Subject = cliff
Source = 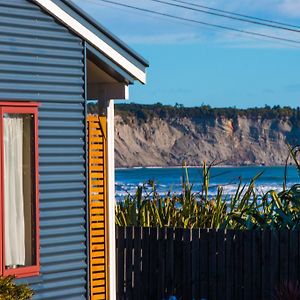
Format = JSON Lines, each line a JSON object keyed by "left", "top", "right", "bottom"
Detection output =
{"left": 91, "top": 103, "right": 300, "bottom": 167}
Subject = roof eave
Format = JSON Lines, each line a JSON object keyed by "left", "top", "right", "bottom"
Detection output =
{"left": 61, "top": 0, "right": 149, "bottom": 68}
{"left": 32, "top": 0, "right": 147, "bottom": 84}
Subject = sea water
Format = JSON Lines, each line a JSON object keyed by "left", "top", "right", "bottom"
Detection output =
{"left": 115, "top": 166, "right": 299, "bottom": 201}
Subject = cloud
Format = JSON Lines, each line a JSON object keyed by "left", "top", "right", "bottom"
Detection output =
{"left": 278, "top": 0, "right": 300, "bottom": 18}
{"left": 71, "top": 0, "right": 300, "bottom": 48}
{"left": 211, "top": 24, "right": 300, "bottom": 49}
{"left": 120, "top": 32, "right": 204, "bottom": 45}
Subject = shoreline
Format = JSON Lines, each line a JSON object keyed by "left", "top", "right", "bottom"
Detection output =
{"left": 116, "top": 164, "right": 289, "bottom": 170}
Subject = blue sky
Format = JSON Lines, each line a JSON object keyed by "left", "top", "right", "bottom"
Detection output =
{"left": 72, "top": 0, "right": 300, "bottom": 108}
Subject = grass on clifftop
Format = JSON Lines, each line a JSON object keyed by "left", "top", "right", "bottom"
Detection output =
{"left": 115, "top": 146, "right": 300, "bottom": 229}
{"left": 88, "top": 102, "right": 300, "bottom": 125}
{"left": 115, "top": 103, "right": 300, "bottom": 121}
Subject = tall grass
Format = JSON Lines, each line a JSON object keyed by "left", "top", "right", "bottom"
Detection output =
{"left": 115, "top": 146, "right": 300, "bottom": 229}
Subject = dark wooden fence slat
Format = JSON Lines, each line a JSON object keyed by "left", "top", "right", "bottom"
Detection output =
{"left": 148, "top": 227, "right": 158, "bottom": 299}
{"left": 117, "top": 226, "right": 125, "bottom": 300}
{"left": 240, "top": 231, "right": 245, "bottom": 300}
{"left": 166, "top": 227, "right": 174, "bottom": 296}
{"left": 280, "top": 229, "right": 289, "bottom": 284}
{"left": 298, "top": 231, "right": 300, "bottom": 283}
{"left": 200, "top": 229, "right": 209, "bottom": 300}
{"left": 125, "top": 227, "right": 133, "bottom": 299}
{"left": 157, "top": 228, "right": 165, "bottom": 300}
{"left": 175, "top": 228, "right": 184, "bottom": 298}
{"left": 116, "top": 227, "right": 300, "bottom": 300}
{"left": 233, "top": 230, "right": 238, "bottom": 300}
{"left": 234, "top": 231, "right": 243, "bottom": 300}
{"left": 182, "top": 229, "right": 192, "bottom": 300}
{"left": 262, "top": 230, "right": 271, "bottom": 300}
{"left": 270, "top": 230, "right": 280, "bottom": 299}
{"left": 298, "top": 231, "right": 300, "bottom": 286}
{"left": 252, "top": 230, "right": 262, "bottom": 300}
{"left": 226, "top": 230, "right": 234, "bottom": 300}
{"left": 141, "top": 227, "right": 150, "bottom": 300}
{"left": 133, "top": 227, "right": 142, "bottom": 300}
{"left": 243, "top": 231, "right": 253, "bottom": 300}
{"left": 216, "top": 229, "right": 226, "bottom": 300}
{"left": 208, "top": 229, "right": 217, "bottom": 300}
{"left": 191, "top": 228, "right": 200, "bottom": 300}
{"left": 289, "top": 230, "right": 299, "bottom": 283}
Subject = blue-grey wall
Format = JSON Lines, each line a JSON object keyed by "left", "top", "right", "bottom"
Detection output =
{"left": 0, "top": 0, "right": 87, "bottom": 299}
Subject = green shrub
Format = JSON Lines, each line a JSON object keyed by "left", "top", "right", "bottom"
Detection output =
{"left": 0, "top": 276, "right": 34, "bottom": 300}
{"left": 116, "top": 147, "right": 300, "bottom": 229}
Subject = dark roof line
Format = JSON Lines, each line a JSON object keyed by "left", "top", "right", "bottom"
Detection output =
{"left": 61, "top": 0, "right": 149, "bottom": 67}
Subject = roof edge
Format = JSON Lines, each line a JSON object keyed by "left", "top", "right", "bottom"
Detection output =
{"left": 61, "top": 0, "right": 149, "bottom": 68}
{"left": 33, "top": 0, "right": 147, "bottom": 84}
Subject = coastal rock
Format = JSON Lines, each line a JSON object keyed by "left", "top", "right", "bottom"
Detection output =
{"left": 115, "top": 113, "right": 300, "bottom": 168}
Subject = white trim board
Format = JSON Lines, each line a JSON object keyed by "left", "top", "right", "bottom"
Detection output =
{"left": 107, "top": 100, "right": 116, "bottom": 300}
{"left": 33, "top": 0, "right": 146, "bottom": 84}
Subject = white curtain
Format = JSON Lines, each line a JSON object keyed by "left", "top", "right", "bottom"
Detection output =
{"left": 4, "top": 115, "right": 25, "bottom": 267}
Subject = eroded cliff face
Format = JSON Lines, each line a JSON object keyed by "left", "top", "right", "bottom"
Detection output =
{"left": 115, "top": 114, "right": 300, "bottom": 167}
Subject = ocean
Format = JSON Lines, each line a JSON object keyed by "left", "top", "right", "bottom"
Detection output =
{"left": 115, "top": 166, "right": 299, "bottom": 200}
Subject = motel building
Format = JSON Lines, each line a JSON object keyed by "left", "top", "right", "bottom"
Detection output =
{"left": 0, "top": 0, "right": 148, "bottom": 299}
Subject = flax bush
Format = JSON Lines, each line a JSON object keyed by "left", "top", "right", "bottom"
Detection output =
{"left": 115, "top": 147, "right": 300, "bottom": 229}
{"left": 0, "top": 276, "right": 33, "bottom": 300}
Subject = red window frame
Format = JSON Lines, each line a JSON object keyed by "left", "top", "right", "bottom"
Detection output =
{"left": 0, "top": 102, "right": 40, "bottom": 278}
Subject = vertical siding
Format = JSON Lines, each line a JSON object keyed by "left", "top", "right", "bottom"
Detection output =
{"left": 0, "top": 0, "right": 87, "bottom": 299}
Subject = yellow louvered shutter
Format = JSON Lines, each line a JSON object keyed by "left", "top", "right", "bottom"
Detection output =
{"left": 88, "top": 115, "right": 108, "bottom": 300}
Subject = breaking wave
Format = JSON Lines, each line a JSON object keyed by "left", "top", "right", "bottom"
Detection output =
{"left": 115, "top": 166, "right": 299, "bottom": 201}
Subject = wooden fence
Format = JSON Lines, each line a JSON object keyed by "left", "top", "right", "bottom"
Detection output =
{"left": 116, "top": 227, "right": 300, "bottom": 300}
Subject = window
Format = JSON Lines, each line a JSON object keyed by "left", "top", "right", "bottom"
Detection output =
{"left": 0, "top": 102, "right": 40, "bottom": 278}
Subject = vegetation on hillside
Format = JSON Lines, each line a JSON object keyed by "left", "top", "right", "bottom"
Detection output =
{"left": 106, "top": 103, "right": 300, "bottom": 125}
{"left": 115, "top": 146, "right": 300, "bottom": 229}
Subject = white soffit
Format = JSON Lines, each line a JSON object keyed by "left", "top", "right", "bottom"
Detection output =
{"left": 33, "top": 0, "right": 146, "bottom": 84}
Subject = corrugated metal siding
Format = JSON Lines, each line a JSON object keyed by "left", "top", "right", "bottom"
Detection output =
{"left": 0, "top": 0, "right": 87, "bottom": 299}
